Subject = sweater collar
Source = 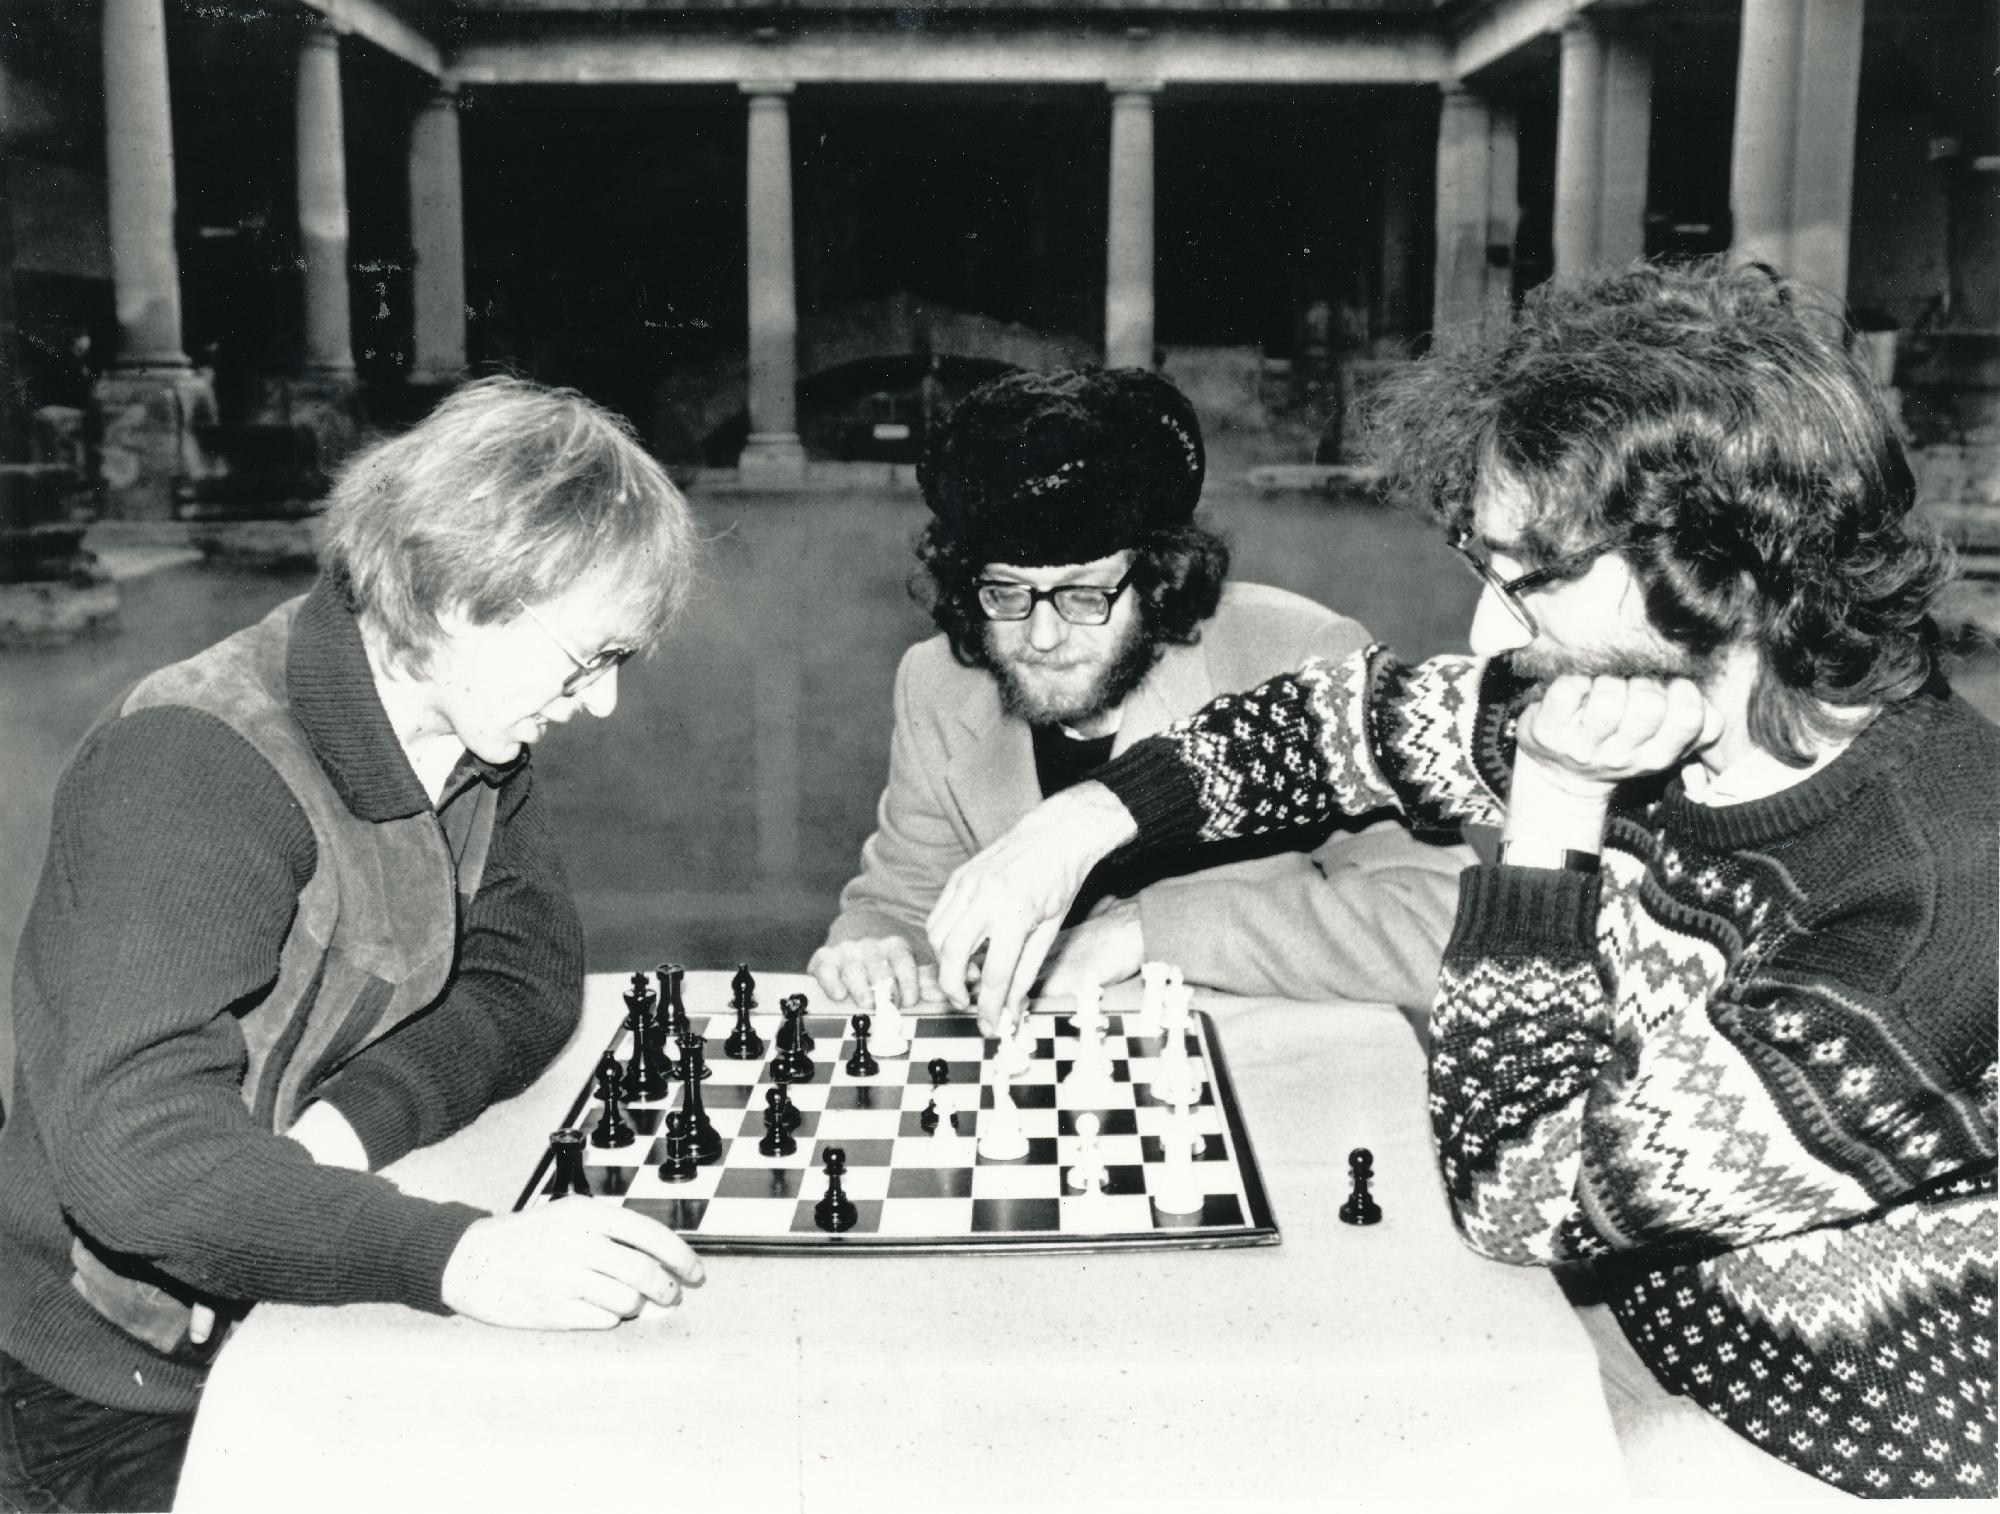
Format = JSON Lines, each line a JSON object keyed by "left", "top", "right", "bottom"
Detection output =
{"left": 287, "top": 574, "right": 523, "bottom": 821}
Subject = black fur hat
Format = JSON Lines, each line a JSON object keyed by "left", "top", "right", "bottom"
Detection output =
{"left": 918, "top": 367, "right": 1205, "bottom": 566}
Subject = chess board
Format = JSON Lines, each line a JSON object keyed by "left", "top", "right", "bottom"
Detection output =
{"left": 513, "top": 970, "right": 1279, "bottom": 1254}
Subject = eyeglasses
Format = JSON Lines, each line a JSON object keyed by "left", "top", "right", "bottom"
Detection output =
{"left": 515, "top": 601, "right": 634, "bottom": 699}
{"left": 973, "top": 566, "right": 1138, "bottom": 627}
{"left": 1446, "top": 528, "right": 1619, "bottom": 636}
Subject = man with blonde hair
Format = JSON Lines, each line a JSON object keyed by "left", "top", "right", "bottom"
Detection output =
{"left": 0, "top": 379, "right": 707, "bottom": 1513}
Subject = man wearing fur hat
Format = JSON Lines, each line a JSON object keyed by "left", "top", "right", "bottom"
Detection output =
{"left": 809, "top": 367, "right": 1470, "bottom": 1012}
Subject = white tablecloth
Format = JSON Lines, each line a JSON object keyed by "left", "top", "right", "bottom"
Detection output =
{"left": 174, "top": 973, "right": 1623, "bottom": 1511}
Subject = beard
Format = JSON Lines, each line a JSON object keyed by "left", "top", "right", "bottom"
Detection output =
{"left": 978, "top": 617, "right": 1165, "bottom": 726}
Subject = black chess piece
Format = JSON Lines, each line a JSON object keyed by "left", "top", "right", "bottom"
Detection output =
{"left": 766, "top": 1084, "right": 802, "bottom": 1133}
{"left": 775, "top": 993, "right": 816, "bottom": 1054}
{"left": 845, "top": 1014, "right": 880, "bottom": 1078}
{"left": 622, "top": 988, "right": 665, "bottom": 1101}
{"left": 757, "top": 1101, "right": 797, "bottom": 1158}
{"left": 919, "top": 1098, "right": 940, "bottom": 1135}
{"left": 548, "top": 1128, "right": 592, "bottom": 1199}
{"left": 927, "top": 1057, "right": 951, "bottom": 1090}
{"left": 1339, "top": 1147, "right": 1382, "bottom": 1226}
{"left": 589, "top": 1054, "right": 635, "bottom": 1149}
{"left": 656, "top": 963, "right": 689, "bottom": 1042}
{"left": 731, "top": 963, "right": 756, "bottom": 1012}
{"left": 724, "top": 994, "right": 765, "bottom": 1061}
{"left": 658, "top": 1109, "right": 699, "bottom": 1183}
{"left": 678, "top": 1033, "right": 724, "bottom": 1164}
{"left": 813, "top": 1146, "right": 858, "bottom": 1233}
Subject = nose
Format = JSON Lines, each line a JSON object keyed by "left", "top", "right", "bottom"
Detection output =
{"left": 1025, "top": 599, "right": 1067, "bottom": 653}
{"left": 1468, "top": 585, "right": 1533, "bottom": 658}
{"left": 578, "top": 665, "right": 620, "bottom": 719}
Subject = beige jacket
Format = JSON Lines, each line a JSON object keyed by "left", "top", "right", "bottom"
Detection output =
{"left": 824, "top": 583, "right": 1474, "bottom": 1008}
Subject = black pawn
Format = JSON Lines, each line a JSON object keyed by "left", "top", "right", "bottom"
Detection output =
{"left": 927, "top": 1057, "right": 951, "bottom": 1090}
{"left": 1339, "top": 1147, "right": 1382, "bottom": 1226}
{"left": 758, "top": 1102, "right": 797, "bottom": 1158}
{"left": 814, "top": 1146, "right": 858, "bottom": 1233}
{"left": 678, "top": 1033, "right": 724, "bottom": 1164}
{"left": 731, "top": 963, "right": 757, "bottom": 1011}
{"left": 725, "top": 996, "right": 765, "bottom": 1060}
{"left": 845, "top": 1014, "right": 879, "bottom": 1078}
{"left": 548, "top": 1128, "right": 591, "bottom": 1199}
{"left": 590, "top": 1055, "right": 635, "bottom": 1149}
{"left": 776, "top": 993, "right": 816, "bottom": 1054}
{"left": 766, "top": 1084, "right": 802, "bottom": 1133}
{"left": 919, "top": 1098, "right": 940, "bottom": 1135}
{"left": 658, "top": 1109, "right": 699, "bottom": 1183}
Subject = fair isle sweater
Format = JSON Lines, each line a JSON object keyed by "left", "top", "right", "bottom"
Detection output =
{"left": 1096, "top": 648, "right": 1997, "bottom": 1498}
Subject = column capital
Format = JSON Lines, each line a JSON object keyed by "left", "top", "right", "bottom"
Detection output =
{"left": 738, "top": 80, "right": 797, "bottom": 99}
{"left": 420, "top": 82, "right": 461, "bottom": 106}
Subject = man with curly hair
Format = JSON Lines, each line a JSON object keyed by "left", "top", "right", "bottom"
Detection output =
{"left": 810, "top": 366, "right": 1471, "bottom": 1013}
{"left": 925, "top": 266, "right": 1996, "bottom": 1499}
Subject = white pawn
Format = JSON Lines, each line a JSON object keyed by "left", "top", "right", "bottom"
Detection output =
{"left": 977, "top": 1081, "right": 1030, "bottom": 1162}
{"left": 1151, "top": 1099, "right": 1205, "bottom": 1216}
{"left": 1066, "top": 1111, "right": 1109, "bottom": 1193}
{"left": 869, "top": 979, "right": 910, "bottom": 1057}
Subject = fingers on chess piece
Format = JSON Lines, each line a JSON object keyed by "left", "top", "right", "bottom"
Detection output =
{"left": 590, "top": 1054, "right": 635, "bottom": 1149}
{"left": 814, "top": 1146, "right": 859, "bottom": 1233}
{"left": 549, "top": 1127, "right": 592, "bottom": 1199}
{"left": 1339, "top": 1147, "right": 1382, "bottom": 1226}
{"left": 845, "top": 1013, "right": 880, "bottom": 1078}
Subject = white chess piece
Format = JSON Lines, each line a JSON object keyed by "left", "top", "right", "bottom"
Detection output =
{"left": 994, "top": 1006, "right": 1035, "bottom": 1079}
{"left": 1134, "top": 961, "right": 1181, "bottom": 1039}
{"left": 1148, "top": 1004, "right": 1202, "bottom": 1107}
{"left": 1151, "top": 1099, "right": 1205, "bottom": 1216}
{"left": 870, "top": 979, "right": 910, "bottom": 1057}
{"left": 977, "top": 1080, "right": 1030, "bottom": 1162}
{"left": 1061, "top": 1009, "right": 1119, "bottom": 1109}
{"left": 1066, "top": 1110, "right": 1109, "bottom": 1192}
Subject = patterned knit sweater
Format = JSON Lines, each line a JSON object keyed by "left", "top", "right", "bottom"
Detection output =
{"left": 1096, "top": 648, "right": 1997, "bottom": 1498}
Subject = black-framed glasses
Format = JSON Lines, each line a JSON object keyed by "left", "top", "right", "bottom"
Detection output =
{"left": 516, "top": 601, "right": 634, "bottom": 699}
{"left": 1446, "top": 528, "right": 1618, "bottom": 636}
{"left": 973, "top": 566, "right": 1138, "bottom": 627}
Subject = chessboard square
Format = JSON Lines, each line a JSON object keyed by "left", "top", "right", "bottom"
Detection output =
{"left": 707, "top": 1058, "right": 767, "bottom": 1083}
{"left": 911, "top": 1016, "right": 975, "bottom": 1038}
{"left": 813, "top": 1109, "right": 904, "bottom": 1142}
{"left": 1009, "top": 1060, "right": 1062, "bottom": 1087}
{"left": 971, "top": 1162, "right": 1060, "bottom": 1199}
{"left": 970, "top": 1197, "right": 1060, "bottom": 1234}
{"left": 583, "top": 1132, "right": 650, "bottom": 1168}
{"left": 805, "top": 1139, "right": 896, "bottom": 1175}
{"left": 890, "top": 1134, "right": 979, "bottom": 1167}
{"left": 698, "top": 1195, "right": 814, "bottom": 1236}
{"left": 728, "top": 1134, "right": 813, "bottom": 1167}
{"left": 1054, "top": 1060, "right": 1130, "bottom": 1086}
{"left": 624, "top": 1196, "right": 709, "bottom": 1232}
{"left": 975, "top": 1083, "right": 1057, "bottom": 1111}
{"left": 789, "top": 1198, "right": 884, "bottom": 1235}
{"left": 1150, "top": 1193, "right": 1246, "bottom": 1230}
{"left": 824, "top": 1084, "right": 905, "bottom": 1112}
{"left": 804, "top": 1015, "right": 848, "bottom": 1041}
{"left": 907, "top": 1058, "right": 982, "bottom": 1088}
{"left": 1061, "top": 1135, "right": 1146, "bottom": 1170}
{"left": 874, "top": 1197, "right": 975, "bottom": 1237}
{"left": 700, "top": 1084, "right": 755, "bottom": 1111}
{"left": 713, "top": 1166, "right": 805, "bottom": 1201}
{"left": 1060, "top": 1193, "right": 1153, "bottom": 1233}
{"left": 1138, "top": 1132, "right": 1229, "bottom": 1164}
{"left": 1098, "top": 1163, "right": 1149, "bottom": 1197}
{"left": 624, "top": 1162, "right": 725, "bottom": 1202}
{"left": 885, "top": 1167, "right": 974, "bottom": 1200}
{"left": 777, "top": 1081, "right": 834, "bottom": 1112}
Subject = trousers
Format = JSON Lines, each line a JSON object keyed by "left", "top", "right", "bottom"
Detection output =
{"left": 0, "top": 1351, "right": 194, "bottom": 1514}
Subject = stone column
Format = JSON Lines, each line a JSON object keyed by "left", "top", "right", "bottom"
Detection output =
{"left": 1551, "top": 20, "right": 1606, "bottom": 283}
{"left": 408, "top": 87, "right": 467, "bottom": 386}
{"left": 1433, "top": 88, "right": 1521, "bottom": 346}
{"left": 1104, "top": 82, "right": 1160, "bottom": 371}
{"left": 737, "top": 83, "right": 806, "bottom": 483}
{"left": 93, "top": 0, "right": 215, "bottom": 519}
{"left": 291, "top": 20, "right": 360, "bottom": 469}
{"left": 1553, "top": 19, "right": 1653, "bottom": 281}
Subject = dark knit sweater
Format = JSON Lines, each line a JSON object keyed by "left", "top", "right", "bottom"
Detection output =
{"left": 0, "top": 576, "right": 584, "bottom": 1414}
{"left": 1097, "top": 648, "right": 1998, "bottom": 1498}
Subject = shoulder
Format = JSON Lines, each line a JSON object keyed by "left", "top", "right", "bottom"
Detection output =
{"left": 1200, "top": 583, "right": 1372, "bottom": 680}
{"left": 896, "top": 634, "right": 993, "bottom": 709}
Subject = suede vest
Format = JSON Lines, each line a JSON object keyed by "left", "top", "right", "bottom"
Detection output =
{"left": 68, "top": 595, "right": 499, "bottom": 1354}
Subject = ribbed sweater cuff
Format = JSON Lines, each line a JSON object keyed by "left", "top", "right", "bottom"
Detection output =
{"left": 333, "top": 1189, "right": 486, "bottom": 1314}
{"left": 1448, "top": 863, "right": 1601, "bottom": 963}
{"left": 1096, "top": 738, "right": 1207, "bottom": 851}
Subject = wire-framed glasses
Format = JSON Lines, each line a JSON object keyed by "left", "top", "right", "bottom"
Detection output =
{"left": 1446, "top": 528, "right": 1618, "bottom": 636}
{"left": 516, "top": 601, "right": 634, "bottom": 699}
{"left": 973, "top": 566, "right": 1138, "bottom": 626}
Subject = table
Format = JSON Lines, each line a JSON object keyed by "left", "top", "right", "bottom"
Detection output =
{"left": 174, "top": 972, "right": 1625, "bottom": 1511}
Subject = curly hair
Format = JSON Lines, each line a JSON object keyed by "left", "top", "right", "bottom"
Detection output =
{"left": 1368, "top": 258, "right": 1953, "bottom": 764}
{"left": 912, "top": 518, "right": 1231, "bottom": 669}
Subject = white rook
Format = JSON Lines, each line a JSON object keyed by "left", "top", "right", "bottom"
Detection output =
{"left": 1105, "top": 82, "right": 1160, "bottom": 371}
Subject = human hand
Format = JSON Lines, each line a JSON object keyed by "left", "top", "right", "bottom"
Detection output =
{"left": 1038, "top": 903, "right": 1145, "bottom": 1002}
{"left": 440, "top": 1203, "right": 706, "bottom": 1330}
{"left": 287, "top": 1100, "right": 369, "bottom": 1171}
{"left": 807, "top": 936, "right": 942, "bottom": 1010}
{"left": 927, "top": 782, "right": 1138, "bottom": 1034}
{"left": 1509, "top": 675, "right": 1723, "bottom": 848}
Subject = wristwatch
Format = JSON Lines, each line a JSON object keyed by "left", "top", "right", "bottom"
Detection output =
{"left": 1497, "top": 838, "right": 1601, "bottom": 874}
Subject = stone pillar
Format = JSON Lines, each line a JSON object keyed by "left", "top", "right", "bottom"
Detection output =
{"left": 737, "top": 83, "right": 806, "bottom": 483}
{"left": 94, "top": 0, "right": 214, "bottom": 519}
{"left": 1104, "top": 82, "right": 1160, "bottom": 371}
{"left": 1376, "top": 101, "right": 1428, "bottom": 345}
{"left": 1433, "top": 86, "right": 1520, "bottom": 345}
{"left": 1552, "top": 20, "right": 1652, "bottom": 281}
{"left": 291, "top": 20, "right": 360, "bottom": 471}
{"left": 1730, "top": 0, "right": 1864, "bottom": 301}
{"left": 408, "top": 86, "right": 467, "bottom": 386}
